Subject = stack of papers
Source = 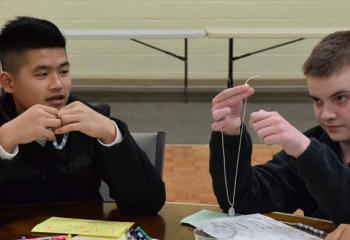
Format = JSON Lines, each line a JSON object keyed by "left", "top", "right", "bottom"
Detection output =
{"left": 32, "top": 217, "right": 134, "bottom": 240}
{"left": 181, "top": 210, "right": 322, "bottom": 240}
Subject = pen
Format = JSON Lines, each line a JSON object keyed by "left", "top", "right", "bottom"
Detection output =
{"left": 19, "top": 235, "right": 67, "bottom": 240}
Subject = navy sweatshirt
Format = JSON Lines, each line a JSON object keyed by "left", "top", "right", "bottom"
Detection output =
{"left": 210, "top": 126, "right": 350, "bottom": 224}
{"left": 0, "top": 94, "right": 165, "bottom": 215}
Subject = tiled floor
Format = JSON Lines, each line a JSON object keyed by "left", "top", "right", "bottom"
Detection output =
{"left": 163, "top": 144, "right": 282, "bottom": 204}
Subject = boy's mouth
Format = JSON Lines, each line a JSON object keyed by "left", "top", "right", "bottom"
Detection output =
{"left": 46, "top": 95, "right": 66, "bottom": 107}
{"left": 324, "top": 124, "right": 342, "bottom": 133}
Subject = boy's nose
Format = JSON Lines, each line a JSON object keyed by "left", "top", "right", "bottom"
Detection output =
{"left": 49, "top": 73, "right": 63, "bottom": 89}
{"left": 320, "top": 106, "right": 336, "bottom": 120}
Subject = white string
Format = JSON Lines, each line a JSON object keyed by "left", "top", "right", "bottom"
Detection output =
{"left": 221, "top": 75, "right": 260, "bottom": 215}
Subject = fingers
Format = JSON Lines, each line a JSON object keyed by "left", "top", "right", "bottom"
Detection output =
{"left": 58, "top": 101, "right": 80, "bottom": 111}
{"left": 58, "top": 101, "right": 88, "bottom": 113}
{"left": 255, "top": 126, "right": 276, "bottom": 143}
{"left": 211, "top": 122, "right": 223, "bottom": 132}
{"left": 212, "top": 84, "right": 252, "bottom": 103}
{"left": 40, "top": 105, "right": 59, "bottom": 116}
{"left": 57, "top": 107, "right": 81, "bottom": 119}
{"left": 325, "top": 228, "right": 341, "bottom": 240}
{"left": 249, "top": 110, "right": 282, "bottom": 144}
{"left": 212, "top": 107, "right": 232, "bottom": 121}
{"left": 39, "top": 128, "right": 56, "bottom": 141}
{"left": 44, "top": 118, "right": 62, "bottom": 129}
{"left": 249, "top": 110, "right": 275, "bottom": 130}
{"left": 55, "top": 122, "right": 81, "bottom": 134}
{"left": 249, "top": 110, "right": 271, "bottom": 126}
{"left": 325, "top": 224, "right": 349, "bottom": 240}
{"left": 211, "top": 85, "right": 254, "bottom": 135}
{"left": 56, "top": 114, "right": 82, "bottom": 134}
{"left": 212, "top": 85, "right": 255, "bottom": 111}
{"left": 339, "top": 225, "right": 350, "bottom": 240}
{"left": 28, "top": 104, "right": 59, "bottom": 119}
{"left": 60, "top": 114, "right": 79, "bottom": 126}
{"left": 211, "top": 117, "right": 241, "bottom": 134}
{"left": 57, "top": 101, "right": 90, "bottom": 122}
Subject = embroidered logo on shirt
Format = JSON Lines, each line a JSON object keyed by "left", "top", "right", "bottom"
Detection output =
{"left": 69, "top": 155, "right": 91, "bottom": 169}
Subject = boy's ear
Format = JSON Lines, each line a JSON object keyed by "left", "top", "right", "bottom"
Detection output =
{"left": 0, "top": 71, "right": 15, "bottom": 93}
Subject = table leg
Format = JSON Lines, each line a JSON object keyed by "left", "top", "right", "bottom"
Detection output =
{"left": 184, "top": 38, "right": 188, "bottom": 103}
{"left": 228, "top": 38, "right": 234, "bottom": 88}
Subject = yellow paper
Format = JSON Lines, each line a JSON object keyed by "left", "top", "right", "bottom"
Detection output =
{"left": 32, "top": 217, "right": 133, "bottom": 237}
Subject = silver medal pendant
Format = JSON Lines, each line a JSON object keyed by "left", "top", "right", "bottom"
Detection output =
{"left": 228, "top": 207, "right": 235, "bottom": 216}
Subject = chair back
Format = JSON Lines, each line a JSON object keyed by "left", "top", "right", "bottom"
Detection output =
{"left": 100, "top": 131, "right": 166, "bottom": 201}
{"left": 131, "top": 132, "right": 166, "bottom": 177}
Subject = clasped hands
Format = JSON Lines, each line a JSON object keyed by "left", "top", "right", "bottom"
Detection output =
{"left": 211, "top": 84, "right": 310, "bottom": 158}
{"left": 0, "top": 101, "right": 116, "bottom": 153}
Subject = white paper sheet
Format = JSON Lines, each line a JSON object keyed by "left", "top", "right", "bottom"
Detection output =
{"left": 188, "top": 213, "right": 321, "bottom": 240}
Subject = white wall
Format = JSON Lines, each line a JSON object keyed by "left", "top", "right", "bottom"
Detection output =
{"left": 1, "top": 0, "right": 350, "bottom": 81}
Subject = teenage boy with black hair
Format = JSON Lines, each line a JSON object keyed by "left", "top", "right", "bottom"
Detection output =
{"left": 210, "top": 31, "right": 350, "bottom": 224}
{"left": 0, "top": 16, "right": 165, "bottom": 215}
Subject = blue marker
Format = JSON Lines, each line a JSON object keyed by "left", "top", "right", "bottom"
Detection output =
{"left": 134, "top": 226, "right": 151, "bottom": 240}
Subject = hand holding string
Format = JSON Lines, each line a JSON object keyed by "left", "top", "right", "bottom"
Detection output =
{"left": 214, "top": 75, "right": 260, "bottom": 216}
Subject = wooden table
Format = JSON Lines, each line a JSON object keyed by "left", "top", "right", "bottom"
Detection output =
{"left": 0, "top": 202, "right": 336, "bottom": 240}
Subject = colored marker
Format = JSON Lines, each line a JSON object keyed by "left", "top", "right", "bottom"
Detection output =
{"left": 135, "top": 226, "right": 151, "bottom": 240}
{"left": 18, "top": 235, "right": 67, "bottom": 240}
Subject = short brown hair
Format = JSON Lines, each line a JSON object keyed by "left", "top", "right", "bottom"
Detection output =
{"left": 303, "top": 31, "right": 350, "bottom": 78}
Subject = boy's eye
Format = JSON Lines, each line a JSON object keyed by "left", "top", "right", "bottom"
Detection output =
{"left": 311, "top": 97, "right": 321, "bottom": 105}
{"left": 335, "top": 95, "right": 348, "bottom": 103}
{"left": 35, "top": 72, "right": 48, "bottom": 77}
{"left": 60, "top": 67, "right": 69, "bottom": 76}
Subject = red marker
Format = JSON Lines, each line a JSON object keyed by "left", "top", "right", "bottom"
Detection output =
{"left": 19, "top": 235, "right": 67, "bottom": 240}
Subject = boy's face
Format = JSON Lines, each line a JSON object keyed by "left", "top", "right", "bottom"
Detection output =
{"left": 6, "top": 48, "right": 71, "bottom": 114}
{"left": 308, "top": 66, "right": 350, "bottom": 143}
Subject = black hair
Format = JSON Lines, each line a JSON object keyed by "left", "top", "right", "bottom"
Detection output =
{"left": 0, "top": 16, "right": 66, "bottom": 73}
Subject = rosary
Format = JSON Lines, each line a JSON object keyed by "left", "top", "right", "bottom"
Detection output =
{"left": 52, "top": 133, "right": 69, "bottom": 150}
{"left": 221, "top": 75, "right": 260, "bottom": 216}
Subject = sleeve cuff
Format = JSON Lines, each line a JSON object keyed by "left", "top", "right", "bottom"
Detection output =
{"left": 0, "top": 144, "right": 19, "bottom": 160}
{"left": 98, "top": 121, "right": 123, "bottom": 147}
{"left": 291, "top": 138, "right": 321, "bottom": 171}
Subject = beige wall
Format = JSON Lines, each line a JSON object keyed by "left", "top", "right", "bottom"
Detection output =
{"left": 1, "top": 0, "right": 350, "bottom": 81}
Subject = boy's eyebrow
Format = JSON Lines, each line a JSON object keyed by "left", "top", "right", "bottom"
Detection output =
{"left": 60, "top": 61, "right": 70, "bottom": 68}
{"left": 309, "top": 90, "right": 350, "bottom": 100}
{"left": 308, "top": 94, "right": 318, "bottom": 100}
{"left": 33, "top": 61, "right": 70, "bottom": 71}
{"left": 329, "top": 90, "right": 350, "bottom": 98}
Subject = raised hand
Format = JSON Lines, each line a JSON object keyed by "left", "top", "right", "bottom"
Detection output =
{"left": 0, "top": 104, "right": 61, "bottom": 152}
{"left": 249, "top": 110, "right": 310, "bottom": 157}
{"left": 55, "top": 101, "right": 116, "bottom": 144}
{"left": 211, "top": 84, "right": 255, "bottom": 135}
